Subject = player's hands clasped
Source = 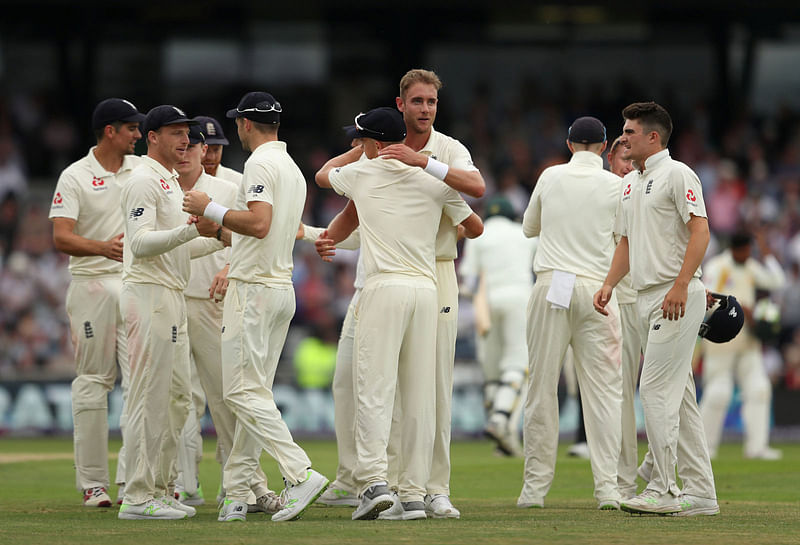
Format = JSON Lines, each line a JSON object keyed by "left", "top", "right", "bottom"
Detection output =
{"left": 315, "top": 229, "right": 337, "bottom": 262}
{"left": 593, "top": 284, "right": 614, "bottom": 316}
{"left": 182, "top": 190, "right": 212, "bottom": 216}
{"left": 377, "top": 144, "right": 427, "bottom": 168}
{"left": 662, "top": 281, "right": 688, "bottom": 320}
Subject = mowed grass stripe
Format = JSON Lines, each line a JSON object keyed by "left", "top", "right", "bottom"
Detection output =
{"left": 0, "top": 438, "right": 798, "bottom": 545}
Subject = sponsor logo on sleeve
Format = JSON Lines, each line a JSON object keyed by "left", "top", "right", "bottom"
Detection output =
{"left": 686, "top": 189, "right": 697, "bottom": 203}
{"left": 52, "top": 192, "right": 64, "bottom": 206}
{"left": 248, "top": 184, "right": 264, "bottom": 194}
{"left": 129, "top": 207, "right": 144, "bottom": 219}
{"left": 160, "top": 179, "right": 171, "bottom": 191}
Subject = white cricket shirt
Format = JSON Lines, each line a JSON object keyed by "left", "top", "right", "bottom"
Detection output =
{"left": 616, "top": 149, "right": 707, "bottom": 291}
{"left": 329, "top": 157, "right": 472, "bottom": 282}
{"left": 184, "top": 172, "right": 238, "bottom": 299}
{"left": 227, "top": 141, "right": 306, "bottom": 287}
{"left": 120, "top": 155, "right": 200, "bottom": 290}
{"left": 215, "top": 164, "right": 243, "bottom": 185}
{"left": 523, "top": 151, "right": 621, "bottom": 281}
{"left": 417, "top": 128, "right": 480, "bottom": 260}
{"left": 459, "top": 216, "right": 537, "bottom": 300}
{"left": 48, "top": 148, "right": 140, "bottom": 276}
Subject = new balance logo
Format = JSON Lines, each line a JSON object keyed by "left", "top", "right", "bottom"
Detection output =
{"left": 248, "top": 184, "right": 265, "bottom": 194}
{"left": 234, "top": 505, "right": 244, "bottom": 512}
{"left": 84, "top": 321, "right": 94, "bottom": 339}
{"left": 653, "top": 323, "right": 661, "bottom": 331}
{"left": 440, "top": 306, "right": 451, "bottom": 314}
{"left": 172, "top": 325, "right": 177, "bottom": 343}
{"left": 129, "top": 207, "right": 144, "bottom": 219}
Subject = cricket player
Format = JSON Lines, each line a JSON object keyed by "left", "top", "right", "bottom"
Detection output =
{"left": 182, "top": 91, "right": 329, "bottom": 523}
{"left": 117, "top": 105, "right": 223, "bottom": 520}
{"left": 377, "top": 68, "right": 485, "bottom": 520}
{"left": 459, "top": 195, "right": 537, "bottom": 457}
{"left": 594, "top": 101, "right": 719, "bottom": 516}
{"left": 700, "top": 230, "right": 785, "bottom": 460}
{"left": 315, "top": 106, "right": 483, "bottom": 521}
{"left": 518, "top": 116, "right": 624, "bottom": 511}
{"left": 49, "top": 98, "right": 144, "bottom": 508}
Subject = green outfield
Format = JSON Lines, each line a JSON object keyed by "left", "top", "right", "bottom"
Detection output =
{"left": 1, "top": 437, "right": 798, "bottom": 545}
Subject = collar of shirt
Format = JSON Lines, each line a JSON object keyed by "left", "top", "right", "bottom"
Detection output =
{"left": 142, "top": 155, "right": 179, "bottom": 182}
{"left": 252, "top": 140, "right": 287, "bottom": 156}
{"left": 418, "top": 127, "right": 439, "bottom": 157}
{"left": 87, "top": 146, "right": 140, "bottom": 178}
{"left": 639, "top": 148, "right": 670, "bottom": 174}
{"left": 569, "top": 150, "right": 604, "bottom": 168}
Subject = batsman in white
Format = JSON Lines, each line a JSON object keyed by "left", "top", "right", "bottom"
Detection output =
{"left": 700, "top": 230, "right": 785, "bottom": 460}
{"left": 458, "top": 195, "right": 537, "bottom": 458}
{"left": 183, "top": 91, "right": 329, "bottom": 523}
{"left": 316, "top": 106, "right": 482, "bottom": 521}
{"left": 518, "top": 116, "right": 624, "bottom": 511}
{"left": 117, "top": 105, "right": 225, "bottom": 520}
{"left": 594, "top": 101, "right": 719, "bottom": 516}
{"left": 49, "top": 98, "right": 144, "bottom": 508}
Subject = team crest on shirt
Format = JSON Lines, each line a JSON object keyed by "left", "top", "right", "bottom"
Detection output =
{"left": 91, "top": 176, "right": 107, "bottom": 191}
{"left": 645, "top": 180, "right": 654, "bottom": 194}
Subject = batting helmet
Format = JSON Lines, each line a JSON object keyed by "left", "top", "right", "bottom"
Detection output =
{"left": 699, "top": 293, "right": 745, "bottom": 343}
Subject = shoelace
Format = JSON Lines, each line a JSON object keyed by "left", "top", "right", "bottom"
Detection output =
{"left": 277, "top": 478, "right": 291, "bottom": 509}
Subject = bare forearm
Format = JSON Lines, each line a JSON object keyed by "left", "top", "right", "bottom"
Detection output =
{"left": 316, "top": 147, "right": 363, "bottom": 188}
{"left": 676, "top": 228, "right": 709, "bottom": 287}
{"left": 604, "top": 237, "right": 630, "bottom": 288}
{"left": 326, "top": 202, "right": 359, "bottom": 244}
{"left": 443, "top": 169, "right": 485, "bottom": 198}
{"left": 222, "top": 209, "right": 269, "bottom": 239}
{"left": 54, "top": 232, "right": 109, "bottom": 257}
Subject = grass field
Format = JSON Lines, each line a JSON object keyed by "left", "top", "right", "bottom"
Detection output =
{"left": 1, "top": 437, "right": 798, "bottom": 545}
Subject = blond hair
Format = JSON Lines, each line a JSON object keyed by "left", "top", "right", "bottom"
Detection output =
{"left": 399, "top": 69, "right": 442, "bottom": 99}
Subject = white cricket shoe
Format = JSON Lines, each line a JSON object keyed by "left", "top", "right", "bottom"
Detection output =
{"left": 485, "top": 413, "right": 522, "bottom": 457}
{"left": 673, "top": 494, "right": 720, "bottom": 517}
{"left": 118, "top": 498, "right": 187, "bottom": 520}
{"left": 598, "top": 499, "right": 620, "bottom": 510}
{"left": 377, "top": 498, "right": 426, "bottom": 521}
{"left": 317, "top": 486, "right": 360, "bottom": 507}
{"left": 745, "top": 447, "right": 783, "bottom": 461}
{"left": 218, "top": 499, "right": 247, "bottom": 522}
{"left": 354, "top": 483, "right": 395, "bottom": 520}
{"left": 249, "top": 491, "right": 285, "bottom": 514}
{"left": 621, "top": 489, "right": 681, "bottom": 515}
{"left": 271, "top": 469, "right": 329, "bottom": 522}
{"left": 158, "top": 495, "right": 196, "bottom": 517}
{"left": 424, "top": 494, "right": 461, "bottom": 519}
{"left": 83, "top": 487, "right": 112, "bottom": 508}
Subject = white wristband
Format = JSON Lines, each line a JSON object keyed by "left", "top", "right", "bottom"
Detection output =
{"left": 204, "top": 201, "right": 229, "bottom": 225}
{"left": 424, "top": 157, "right": 449, "bottom": 181}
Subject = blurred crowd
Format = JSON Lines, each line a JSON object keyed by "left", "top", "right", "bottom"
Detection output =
{"left": 1, "top": 87, "right": 800, "bottom": 393}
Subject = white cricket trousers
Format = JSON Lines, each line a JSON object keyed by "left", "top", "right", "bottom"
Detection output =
{"left": 221, "top": 280, "right": 311, "bottom": 501}
{"left": 353, "top": 274, "right": 437, "bottom": 503}
{"left": 67, "top": 274, "right": 129, "bottom": 492}
{"left": 636, "top": 279, "right": 716, "bottom": 499}
{"left": 618, "top": 302, "right": 642, "bottom": 498}
{"left": 700, "top": 346, "right": 772, "bottom": 457}
{"left": 329, "top": 292, "right": 360, "bottom": 494}
{"left": 519, "top": 273, "right": 623, "bottom": 504}
{"left": 120, "top": 283, "right": 192, "bottom": 505}
{"left": 180, "top": 297, "right": 271, "bottom": 497}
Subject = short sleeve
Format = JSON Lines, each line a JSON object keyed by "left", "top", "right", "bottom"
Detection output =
{"left": 49, "top": 171, "right": 80, "bottom": 220}
{"left": 328, "top": 164, "right": 356, "bottom": 199}
{"left": 672, "top": 166, "right": 707, "bottom": 224}
{"left": 243, "top": 162, "right": 276, "bottom": 205}
{"left": 441, "top": 186, "right": 472, "bottom": 226}
{"left": 444, "top": 139, "right": 479, "bottom": 172}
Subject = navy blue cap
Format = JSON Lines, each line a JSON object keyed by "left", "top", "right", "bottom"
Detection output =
{"left": 188, "top": 124, "right": 205, "bottom": 145}
{"left": 193, "top": 116, "right": 229, "bottom": 145}
{"left": 226, "top": 92, "right": 281, "bottom": 124}
{"left": 91, "top": 98, "right": 145, "bottom": 129}
{"left": 342, "top": 125, "right": 359, "bottom": 140}
{"left": 351, "top": 107, "right": 406, "bottom": 142}
{"left": 568, "top": 116, "right": 607, "bottom": 144}
{"left": 142, "top": 105, "right": 198, "bottom": 135}
{"left": 699, "top": 294, "right": 745, "bottom": 343}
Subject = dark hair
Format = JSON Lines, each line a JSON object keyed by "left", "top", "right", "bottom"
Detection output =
{"left": 93, "top": 120, "right": 125, "bottom": 142}
{"left": 622, "top": 102, "right": 673, "bottom": 147}
{"left": 730, "top": 231, "right": 752, "bottom": 249}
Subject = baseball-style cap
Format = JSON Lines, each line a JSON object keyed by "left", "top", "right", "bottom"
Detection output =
{"left": 351, "top": 107, "right": 406, "bottom": 142}
{"left": 342, "top": 125, "right": 359, "bottom": 140}
{"left": 484, "top": 195, "right": 516, "bottom": 221}
{"left": 699, "top": 294, "right": 745, "bottom": 343}
{"left": 226, "top": 92, "right": 281, "bottom": 124}
{"left": 568, "top": 116, "right": 607, "bottom": 144}
{"left": 141, "top": 105, "right": 197, "bottom": 135}
{"left": 91, "top": 98, "right": 146, "bottom": 129}
{"left": 188, "top": 123, "right": 206, "bottom": 145}
{"left": 194, "top": 116, "right": 229, "bottom": 145}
